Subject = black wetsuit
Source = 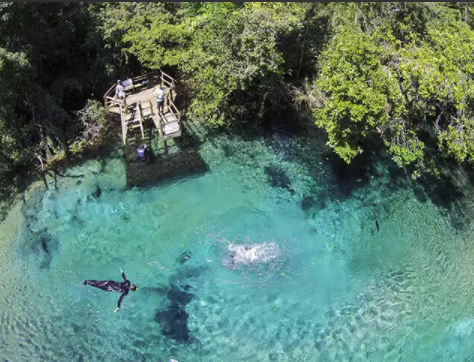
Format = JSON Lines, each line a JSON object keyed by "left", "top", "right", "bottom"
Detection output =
{"left": 83, "top": 271, "right": 131, "bottom": 309}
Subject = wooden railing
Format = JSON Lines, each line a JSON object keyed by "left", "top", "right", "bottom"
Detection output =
{"left": 160, "top": 70, "right": 177, "bottom": 105}
{"left": 137, "top": 102, "right": 145, "bottom": 139}
{"left": 104, "top": 70, "right": 181, "bottom": 112}
{"left": 103, "top": 83, "right": 117, "bottom": 113}
{"left": 120, "top": 103, "right": 126, "bottom": 145}
{"left": 169, "top": 99, "right": 181, "bottom": 124}
{"left": 103, "top": 71, "right": 159, "bottom": 112}
{"left": 105, "top": 96, "right": 128, "bottom": 114}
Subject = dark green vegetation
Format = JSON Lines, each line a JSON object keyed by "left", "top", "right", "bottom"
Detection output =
{"left": 1, "top": 2, "right": 474, "bottom": 204}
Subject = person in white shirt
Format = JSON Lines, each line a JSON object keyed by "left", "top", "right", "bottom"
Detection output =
{"left": 115, "top": 80, "right": 125, "bottom": 100}
{"left": 156, "top": 85, "right": 167, "bottom": 115}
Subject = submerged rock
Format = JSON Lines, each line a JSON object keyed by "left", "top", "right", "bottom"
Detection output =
{"left": 264, "top": 166, "right": 294, "bottom": 193}
{"left": 154, "top": 264, "right": 204, "bottom": 344}
{"left": 301, "top": 196, "right": 315, "bottom": 211}
{"left": 178, "top": 250, "right": 192, "bottom": 264}
{"left": 91, "top": 187, "right": 102, "bottom": 199}
{"left": 22, "top": 227, "right": 57, "bottom": 269}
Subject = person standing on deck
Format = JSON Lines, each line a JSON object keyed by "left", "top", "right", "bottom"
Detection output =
{"left": 115, "top": 80, "right": 125, "bottom": 100}
{"left": 156, "top": 85, "right": 167, "bottom": 115}
{"left": 83, "top": 267, "right": 137, "bottom": 313}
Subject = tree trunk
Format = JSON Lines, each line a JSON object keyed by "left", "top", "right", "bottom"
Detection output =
{"left": 354, "top": 3, "right": 359, "bottom": 26}
{"left": 297, "top": 11, "right": 311, "bottom": 78}
{"left": 465, "top": 2, "right": 469, "bottom": 23}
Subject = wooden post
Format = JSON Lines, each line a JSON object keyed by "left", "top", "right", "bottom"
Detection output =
{"left": 157, "top": 114, "right": 164, "bottom": 139}
{"left": 137, "top": 102, "right": 145, "bottom": 139}
{"left": 104, "top": 95, "right": 109, "bottom": 113}
{"left": 120, "top": 104, "right": 126, "bottom": 145}
{"left": 149, "top": 100, "right": 154, "bottom": 115}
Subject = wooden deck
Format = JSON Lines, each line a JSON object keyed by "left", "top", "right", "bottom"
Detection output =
{"left": 103, "top": 70, "right": 182, "bottom": 146}
{"left": 102, "top": 70, "right": 198, "bottom": 188}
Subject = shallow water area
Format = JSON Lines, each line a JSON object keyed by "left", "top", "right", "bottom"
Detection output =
{"left": 2, "top": 130, "right": 474, "bottom": 361}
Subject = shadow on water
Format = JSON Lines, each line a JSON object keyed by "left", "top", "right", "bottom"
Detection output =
{"left": 154, "top": 250, "right": 204, "bottom": 344}
{"left": 126, "top": 149, "right": 209, "bottom": 188}
{"left": 124, "top": 116, "right": 210, "bottom": 188}
{"left": 416, "top": 173, "right": 464, "bottom": 207}
{"left": 415, "top": 167, "right": 472, "bottom": 231}
{"left": 154, "top": 283, "right": 195, "bottom": 343}
{"left": 260, "top": 114, "right": 412, "bottom": 202}
{"left": 254, "top": 113, "right": 474, "bottom": 231}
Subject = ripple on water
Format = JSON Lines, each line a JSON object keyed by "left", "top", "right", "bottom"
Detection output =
{"left": 2, "top": 134, "right": 474, "bottom": 361}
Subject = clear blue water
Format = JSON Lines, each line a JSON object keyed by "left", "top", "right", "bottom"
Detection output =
{"left": 2, "top": 129, "right": 474, "bottom": 361}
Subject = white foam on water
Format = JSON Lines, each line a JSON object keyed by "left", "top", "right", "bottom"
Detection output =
{"left": 225, "top": 241, "right": 280, "bottom": 266}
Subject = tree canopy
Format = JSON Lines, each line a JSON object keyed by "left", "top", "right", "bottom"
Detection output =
{"left": 1, "top": 1, "right": 474, "bottom": 190}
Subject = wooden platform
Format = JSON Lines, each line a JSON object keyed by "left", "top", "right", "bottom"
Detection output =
{"left": 103, "top": 70, "right": 182, "bottom": 145}
{"left": 102, "top": 71, "right": 197, "bottom": 187}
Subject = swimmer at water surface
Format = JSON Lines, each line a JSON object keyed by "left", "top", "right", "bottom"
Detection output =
{"left": 83, "top": 267, "right": 137, "bottom": 313}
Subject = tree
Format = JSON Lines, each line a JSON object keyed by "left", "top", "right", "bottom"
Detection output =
{"left": 312, "top": 28, "right": 404, "bottom": 163}
{"left": 311, "top": 3, "right": 474, "bottom": 178}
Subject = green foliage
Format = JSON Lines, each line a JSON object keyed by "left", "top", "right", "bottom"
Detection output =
{"left": 100, "top": 2, "right": 309, "bottom": 126}
{"left": 0, "top": 2, "right": 125, "bottom": 181}
{"left": 69, "top": 100, "right": 108, "bottom": 154}
{"left": 0, "top": 47, "right": 37, "bottom": 173}
{"left": 313, "top": 29, "right": 403, "bottom": 163}
{"left": 182, "top": 5, "right": 291, "bottom": 125}
{"left": 438, "top": 116, "right": 474, "bottom": 164}
{"left": 312, "top": 4, "right": 474, "bottom": 177}
{"left": 3, "top": 1, "right": 474, "bottom": 185}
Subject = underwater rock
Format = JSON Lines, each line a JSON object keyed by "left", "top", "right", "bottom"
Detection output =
{"left": 167, "top": 283, "right": 195, "bottom": 306}
{"left": 178, "top": 250, "right": 192, "bottom": 264}
{"left": 222, "top": 144, "right": 233, "bottom": 158}
{"left": 172, "top": 265, "right": 206, "bottom": 280}
{"left": 91, "top": 187, "right": 102, "bottom": 199}
{"left": 264, "top": 166, "right": 294, "bottom": 193}
{"left": 86, "top": 160, "right": 103, "bottom": 174}
{"left": 24, "top": 227, "right": 56, "bottom": 269}
{"left": 154, "top": 262, "right": 204, "bottom": 343}
{"left": 40, "top": 233, "right": 49, "bottom": 254}
{"left": 302, "top": 192, "right": 328, "bottom": 213}
{"left": 301, "top": 196, "right": 315, "bottom": 211}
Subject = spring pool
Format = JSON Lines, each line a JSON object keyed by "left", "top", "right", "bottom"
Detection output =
{"left": 2, "top": 130, "right": 474, "bottom": 361}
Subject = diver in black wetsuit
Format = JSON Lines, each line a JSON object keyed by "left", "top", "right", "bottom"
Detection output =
{"left": 83, "top": 268, "right": 137, "bottom": 313}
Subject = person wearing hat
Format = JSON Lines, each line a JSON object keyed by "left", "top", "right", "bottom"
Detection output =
{"left": 115, "top": 80, "right": 125, "bottom": 100}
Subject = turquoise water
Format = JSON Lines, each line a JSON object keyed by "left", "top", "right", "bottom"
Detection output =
{"left": 2, "top": 129, "right": 474, "bottom": 361}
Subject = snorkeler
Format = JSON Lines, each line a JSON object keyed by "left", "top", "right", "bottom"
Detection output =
{"left": 83, "top": 267, "right": 137, "bottom": 313}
